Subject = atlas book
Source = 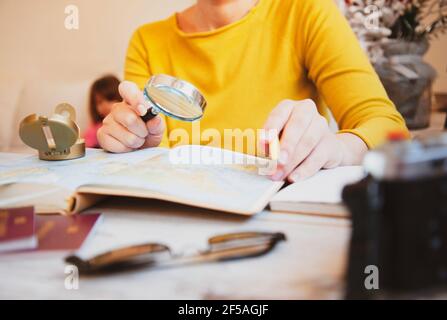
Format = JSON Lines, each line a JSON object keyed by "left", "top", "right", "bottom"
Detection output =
{"left": 0, "top": 146, "right": 363, "bottom": 216}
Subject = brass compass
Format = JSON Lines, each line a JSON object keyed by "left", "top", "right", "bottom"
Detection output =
{"left": 19, "top": 103, "right": 86, "bottom": 161}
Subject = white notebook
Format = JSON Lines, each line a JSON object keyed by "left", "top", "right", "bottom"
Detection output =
{"left": 269, "top": 166, "right": 365, "bottom": 217}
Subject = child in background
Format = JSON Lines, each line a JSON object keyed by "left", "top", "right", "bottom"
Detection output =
{"left": 84, "top": 75, "right": 121, "bottom": 148}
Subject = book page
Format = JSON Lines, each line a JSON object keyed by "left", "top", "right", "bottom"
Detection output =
{"left": 0, "top": 148, "right": 167, "bottom": 191}
{"left": 0, "top": 148, "right": 167, "bottom": 212}
{"left": 1, "top": 146, "right": 282, "bottom": 215}
{"left": 270, "top": 166, "right": 365, "bottom": 205}
{"left": 79, "top": 145, "right": 283, "bottom": 215}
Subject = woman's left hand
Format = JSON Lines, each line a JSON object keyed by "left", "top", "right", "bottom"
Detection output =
{"left": 261, "top": 99, "right": 368, "bottom": 182}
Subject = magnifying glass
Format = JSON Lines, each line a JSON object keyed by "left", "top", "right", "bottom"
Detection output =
{"left": 140, "top": 74, "right": 207, "bottom": 122}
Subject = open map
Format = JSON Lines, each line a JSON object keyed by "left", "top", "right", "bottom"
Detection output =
{"left": 0, "top": 146, "right": 283, "bottom": 214}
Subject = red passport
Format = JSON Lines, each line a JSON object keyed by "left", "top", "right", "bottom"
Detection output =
{"left": 35, "top": 213, "right": 102, "bottom": 250}
{"left": 0, "top": 207, "right": 37, "bottom": 253}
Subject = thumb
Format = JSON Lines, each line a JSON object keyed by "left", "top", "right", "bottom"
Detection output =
{"left": 118, "top": 81, "right": 147, "bottom": 115}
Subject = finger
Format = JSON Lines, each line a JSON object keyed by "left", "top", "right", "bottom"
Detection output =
{"left": 119, "top": 81, "right": 145, "bottom": 106}
{"left": 101, "top": 120, "right": 145, "bottom": 149}
{"left": 97, "top": 127, "right": 133, "bottom": 153}
{"left": 146, "top": 115, "right": 165, "bottom": 136}
{"left": 143, "top": 116, "right": 165, "bottom": 148}
{"left": 277, "top": 100, "right": 317, "bottom": 166}
{"left": 287, "top": 140, "right": 329, "bottom": 183}
{"left": 257, "top": 128, "right": 280, "bottom": 159}
{"left": 261, "top": 100, "right": 295, "bottom": 158}
{"left": 118, "top": 81, "right": 147, "bottom": 116}
{"left": 280, "top": 114, "right": 327, "bottom": 179}
{"left": 262, "top": 100, "right": 295, "bottom": 140}
{"left": 111, "top": 104, "right": 148, "bottom": 138}
{"left": 323, "top": 138, "right": 344, "bottom": 169}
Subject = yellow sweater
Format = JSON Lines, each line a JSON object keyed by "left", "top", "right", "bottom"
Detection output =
{"left": 124, "top": 0, "right": 408, "bottom": 152}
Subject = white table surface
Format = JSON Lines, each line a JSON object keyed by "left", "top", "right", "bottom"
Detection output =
{"left": 0, "top": 197, "right": 350, "bottom": 300}
{"left": 2, "top": 112, "right": 445, "bottom": 299}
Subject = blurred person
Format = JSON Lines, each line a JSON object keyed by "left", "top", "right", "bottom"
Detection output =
{"left": 98, "top": 0, "right": 409, "bottom": 181}
{"left": 84, "top": 75, "right": 120, "bottom": 148}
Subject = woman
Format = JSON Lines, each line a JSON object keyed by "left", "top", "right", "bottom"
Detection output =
{"left": 98, "top": 0, "right": 408, "bottom": 182}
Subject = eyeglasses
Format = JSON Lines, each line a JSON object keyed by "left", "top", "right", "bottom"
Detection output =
{"left": 65, "top": 231, "right": 286, "bottom": 275}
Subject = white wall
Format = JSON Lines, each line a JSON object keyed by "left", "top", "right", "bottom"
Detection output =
{"left": 0, "top": 0, "right": 194, "bottom": 84}
{"left": 0, "top": 0, "right": 445, "bottom": 90}
{"left": 426, "top": 36, "right": 447, "bottom": 93}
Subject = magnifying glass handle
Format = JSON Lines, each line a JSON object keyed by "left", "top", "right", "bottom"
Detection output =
{"left": 140, "top": 108, "right": 159, "bottom": 122}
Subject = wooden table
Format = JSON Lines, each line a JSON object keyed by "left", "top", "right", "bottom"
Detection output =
{"left": 0, "top": 198, "right": 350, "bottom": 300}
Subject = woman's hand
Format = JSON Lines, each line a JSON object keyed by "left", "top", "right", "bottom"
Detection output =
{"left": 261, "top": 99, "right": 368, "bottom": 182}
{"left": 97, "top": 81, "right": 165, "bottom": 153}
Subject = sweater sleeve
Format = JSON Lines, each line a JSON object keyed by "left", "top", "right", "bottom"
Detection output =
{"left": 297, "top": 0, "right": 409, "bottom": 148}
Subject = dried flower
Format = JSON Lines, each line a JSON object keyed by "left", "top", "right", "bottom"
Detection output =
{"left": 344, "top": 0, "right": 447, "bottom": 61}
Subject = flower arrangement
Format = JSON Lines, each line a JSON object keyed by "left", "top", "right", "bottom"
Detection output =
{"left": 344, "top": 0, "right": 447, "bottom": 62}
{"left": 344, "top": 0, "right": 446, "bottom": 128}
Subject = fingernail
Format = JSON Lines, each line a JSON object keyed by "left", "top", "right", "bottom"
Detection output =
{"left": 137, "top": 104, "right": 147, "bottom": 116}
{"left": 271, "top": 169, "right": 284, "bottom": 181}
{"left": 279, "top": 150, "right": 288, "bottom": 165}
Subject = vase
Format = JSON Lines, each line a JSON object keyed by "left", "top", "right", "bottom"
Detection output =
{"left": 374, "top": 39, "right": 437, "bottom": 129}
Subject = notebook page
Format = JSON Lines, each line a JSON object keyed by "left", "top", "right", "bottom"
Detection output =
{"left": 270, "top": 166, "right": 365, "bottom": 205}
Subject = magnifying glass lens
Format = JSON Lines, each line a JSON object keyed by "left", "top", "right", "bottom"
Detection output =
{"left": 146, "top": 86, "right": 203, "bottom": 120}
{"left": 142, "top": 74, "right": 207, "bottom": 122}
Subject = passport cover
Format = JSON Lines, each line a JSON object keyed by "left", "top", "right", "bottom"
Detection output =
{"left": 0, "top": 206, "right": 36, "bottom": 252}
{"left": 36, "top": 213, "right": 101, "bottom": 250}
